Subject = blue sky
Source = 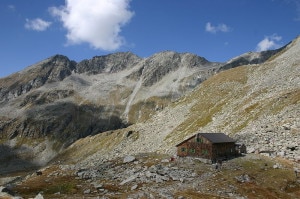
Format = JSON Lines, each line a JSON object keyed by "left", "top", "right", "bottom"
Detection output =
{"left": 0, "top": 0, "right": 299, "bottom": 77}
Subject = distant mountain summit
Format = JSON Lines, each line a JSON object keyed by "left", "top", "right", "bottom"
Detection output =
{"left": 76, "top": 52, "right": 142, "bottom": 74}
{"left": 220, "top": 46, "right": 287, "bottom": 71}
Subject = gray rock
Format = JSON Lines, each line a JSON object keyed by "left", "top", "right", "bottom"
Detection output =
{"left": 83, "top": 189, "right": 91, "bottom": 194}
{"left": 34, "top": 193, "right": 44, "bottom": 199}
{"left": 91, "top": 182, "right": 103, "bottom": 189}
{"left": 247, "top": 147, "right": 256, "bottom": 153}
{"left": 120, "top": 175, "right": 137, "bottom": 185}
{"left": 161, "top": 159, "right": 170, "bottom": 163}
{"left": 282, "top": 123, "right": 291, "bottom": 130}
{"left": 145, "top": 170, "right": 154, "bottom": 178}
{"left": 277, "top": 151, "right": 285, "bottom": 157}
{"left": 0, "top": 186, "right": 15, "bottom": 197}
{"left": 131, "top": 184, "right": 138, "bottom": 190}
{"left": 235, "top": 174, "right": 251, "bottom": 183}
{"left": 123, "top": 155, "right": 136, "bottom": 163}
{"left": 154, "top": 175, "right": 164, "bottom": 183}
{"left": 273, "top": 163, "right": 282, "bottom": 169}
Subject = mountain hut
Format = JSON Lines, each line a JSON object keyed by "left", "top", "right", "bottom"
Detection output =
{"left": 176, "top": 133, "right": 238, "bottom": 162}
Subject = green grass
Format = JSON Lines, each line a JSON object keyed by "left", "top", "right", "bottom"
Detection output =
{"left": 45, "top": 182, "right": 77, "bottom": 194}
{"left": 165, "top": 66, "right": 250, "bottom": 144}
{"left": 164, "top": 56, "right": 300, "bottom": 148}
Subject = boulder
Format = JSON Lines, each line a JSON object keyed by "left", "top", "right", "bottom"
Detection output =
{"left": 161, "top": 159, "right": 170, "bottom": 163}
{"left": 273, "top": 163, "right": 282, "bottom": 169}
{"left": 277, "top": 151, "right": 286, "bottom": 157}
{"left": 123, "top": 155, "right": 136, "bottom": 163}
{"left": 120, "top": 175, "right": 137, "bottom": 185}
{"left": 0, "top": 186, "right": 16, "bottom": 197}
{"left": 34, "top": 193, "right": 44, "bottom": 199}
{"left": 247, "top": 147, "right": 256, "bottom": 153}
{"left": 131, "top": 184, "right": 138, "bottom": 190}
{"left": 235, "top": 174, "right": 251, "bottom": 183}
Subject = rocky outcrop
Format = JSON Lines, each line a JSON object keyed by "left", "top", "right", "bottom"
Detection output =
{"left": 140, "top": 51, "right": 219, "bottom": 87}
{"left": 6, "top": 153, "right": 299, "bottom": 198}
{"left": 1, "top": 102, "right": 127, "bottom": 143}
{"left": 0, "top": 51, "right": 223, "bottom": 143}
{"left": 0, "top": 55, "right": 76, "bottom": 102}
{"left": 235, "top": 110, "right": 300, "bottom": 162}
{"left": 219, "top": 45, "right": 287, "bottom": 71}
{"left": 76, "top": 52, "right": 142, "bottom": 74}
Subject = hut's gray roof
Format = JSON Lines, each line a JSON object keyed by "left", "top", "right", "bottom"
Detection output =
{"left": 199, "top": 133, "right": 235, "bottom": 143}
{"left": 176, "top": 133, "right": 235, "bottom": 146}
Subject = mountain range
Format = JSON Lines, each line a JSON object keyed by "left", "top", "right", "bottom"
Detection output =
{"left": 0, "top": 36, "right": 299, "bottom": 175}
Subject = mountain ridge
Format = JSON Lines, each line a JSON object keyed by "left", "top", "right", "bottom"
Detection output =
{"left": 0, "top": 37, "right": 297, "bottom": 172}
{"left": 57, "top": 36, "right": 300, "bottom": 165}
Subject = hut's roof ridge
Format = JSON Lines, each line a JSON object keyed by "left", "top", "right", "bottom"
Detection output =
{"left": 176, "top": 132, "right": 235, "bottom": 146}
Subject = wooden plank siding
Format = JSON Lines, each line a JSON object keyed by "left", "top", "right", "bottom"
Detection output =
{"left": 211, "top": 142, "right": 236, "bottom": 160}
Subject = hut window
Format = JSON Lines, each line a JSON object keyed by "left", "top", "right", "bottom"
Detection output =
{"left": 181, "top": 148, "right": 186, "bottom": 152}
{"left": 202, "top": 149, "right": 208, "bottom": 155}
{"left": 190, "top": 149, "right": 195, "bottom": 153}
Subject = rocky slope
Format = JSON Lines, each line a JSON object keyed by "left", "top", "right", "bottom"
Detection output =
{"left": 2, "top": 153, "right": 300, "bottom": 199}
{"left": 55, "top": 36, "right": 300, "bottom": 167}
{"left": 219, "top": 45, "right": 287, "bottom": 71}
{"left": 0, "top": 51, "right": 223, "bottom": 171}
{"left": 0, "top": 35, "right": 299, "bottom": 198}
{"left": 0, "top": 36, "right": 293, "bottom": 173}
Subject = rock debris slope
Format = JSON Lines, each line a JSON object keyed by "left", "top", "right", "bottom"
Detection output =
{"left": 0, "top": 37, "right": 294, "bottom": 170}
{"left": 0, "top": 51, "right": 224, "bottom": 169}
{"left": 59, "top": 36, "right": 299, "bottom": 166}
{"left": 165, "top": 36, "right": 300, "bottom": 162}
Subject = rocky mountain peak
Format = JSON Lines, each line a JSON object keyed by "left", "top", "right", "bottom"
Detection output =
{"left": 140, "top": 51, "right": 216, "bottom": 87}
{"left": 220, "top": 45, "right": 287, "bottom": 71}
{"left": 76, "top": 51, "right": 142, "bottom": 74}
{"left": 42, "top": 54, "right": 76, "bottom": 81}
{"left": 145, "top": 51, "right": 209, "bottom": 67}
{"left": 0, "top": 55, "right": 76, "bottom": 102}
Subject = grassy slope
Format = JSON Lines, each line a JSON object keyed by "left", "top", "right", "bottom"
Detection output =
{"left": 165, "top": 37, "right": 300, "bottom": 146}
{"left": 56, "top": 37, "right": 300, "bottom": 164}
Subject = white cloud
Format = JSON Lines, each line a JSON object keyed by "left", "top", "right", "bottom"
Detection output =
{"left": 25, "top": 18, "right": 52, "bottom": 31}
{"left": 7, "top": 5, "right": 16, "bottom": 11}
{"left": 205, "top": 22, "right": 231, "bottom": 34}
{"left": 256, "top": 34, "right": 282, "bottom": 51}
{"left": 50, "top": 0, "right": 134, "bottom": 51}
